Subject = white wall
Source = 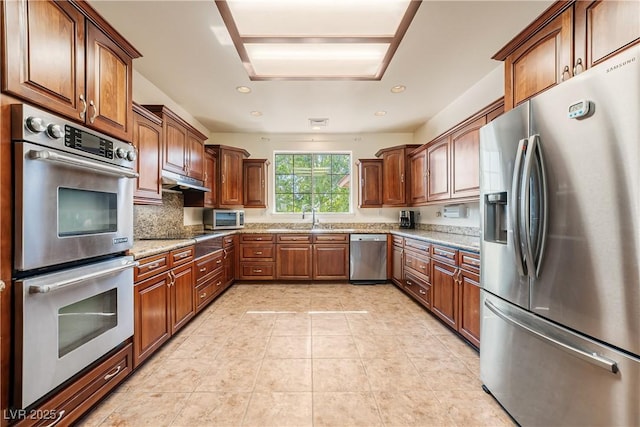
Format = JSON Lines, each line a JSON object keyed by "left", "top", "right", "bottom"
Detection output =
{"left": 209, "top": 132, "right": 414, "bottom": 225}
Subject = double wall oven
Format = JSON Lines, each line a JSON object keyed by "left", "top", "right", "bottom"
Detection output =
{"left": 12, "top": 104, "right": 139, "bottom": 408}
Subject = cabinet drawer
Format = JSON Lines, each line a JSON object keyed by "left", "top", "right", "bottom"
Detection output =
{"left": 240, "top": 234, "right": 274, "bottom": 243}
{"left": 17, "top": 343, "right": 133, "bottom": 427}
{"left": 404, "top": 250, "right": 430, "bottom": 282}
{"left": 313, "top": 233, "right": 349, "bottom": 243}
{"left": 459, "top": 250, "right": 480, "bottom": 274}
{"left": 223, "top": 235, "right": 236, "bottom": 248}
{"left": 134, "top": 252, "right": 170, "bottom": 282}
{"left": 404, "top": 272, "right": 431, "bottom": 309}
{"left": 170, "top": 246, "right": 194, "bottom": 266}
{"left": 404, "top": 238, "right": 430, "bottom": 254}
{"left": 195, "top": 271, "right": 224, "bottom": 312}
{"left": 431, "top": 244, "right": 458, "bottom": 265}
{"left": 277, "top": 234, "right": 312, "bottom": 243}
{"left": 195, "top": 250, "right": 224, "bottom": 283}
{"left": 392, "top": 235, "right": 404, "bottom": 247}
{"left": 239, "top": 262, "right": 275, "bottom": 279}
{"left": 240, "top": 245, "right": 275, "bottom": 261}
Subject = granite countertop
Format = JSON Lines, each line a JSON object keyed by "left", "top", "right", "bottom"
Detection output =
{"left": 129, "top": 227, "right": 479, "bottom": 259}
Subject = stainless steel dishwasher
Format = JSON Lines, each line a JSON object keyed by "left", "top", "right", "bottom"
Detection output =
{"left": 349, "top": 234, "right": 387, "bottom": 284}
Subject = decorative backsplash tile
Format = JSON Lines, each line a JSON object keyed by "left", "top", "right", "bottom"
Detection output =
{"left": 133, "top": 192, "right": 203, "bottom": 239}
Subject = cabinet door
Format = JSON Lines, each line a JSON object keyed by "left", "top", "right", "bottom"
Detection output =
{"left": 85, "top": 22, "right": 133, "bottom": 141}
{"left": 277, "top": 244, "right": 313, "bottom": 279}
{"left": 243, "top": 159, "right": 268, "bottom": 208}
{"left": 133, "top": 107, "right": 162, "bottom": 205}
{"left": 431, "top": 260, "right": 458, "bottom": 329}
{"left": 313, "top": 244, "right": 349, "bottom": 280}
{"left": 574, "top": 0, "right": 640, "bottom": 71}
{"left": 223, "top": 246, "right": 236, "bottom": 287}
{"left": 163, "top": 115, "right": 188, "bottom": 175}
{"left": 134, "top": 273, "right": 171, "bottom": 367}
{"left": 220, "top": 149, "right": 244, "bottom": 207}
{"left": 504, "top": 8, "right": 573, "bottom": 110}
{"left": 187, "top": 131, "right": 205, "bottom": 180}
{"left": 3, "top": 0, "right": 86, "bottom": 121}
{"left": 458, "top": 269, "right": 481, "bottom": 348}
{"left": 451, "top": 116, "right": 485, "bottom": 200}
{"left": 203, "top": 150, "right": 216, "bottom": 207}
{"left": 381, "top": 148, "right": 406, "bottom": 206}
{"left": 409, "top": 149, "right": 428, "bottom": 205}
{"left": 358, "top": 159, "right": 383, "bottom": 207}
{"left": 392, "top": 245, "right": 404, "bottom": 286}
{"left": 427, "top": 137, "right": 450, "bottom": 202}
{"left": 170, "top": 263, "right": 195, "bottom": 334}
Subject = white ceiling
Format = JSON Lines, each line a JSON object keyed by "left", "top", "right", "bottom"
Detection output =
{"left": 89, "top": 1, "right": 553, "bottom": 134}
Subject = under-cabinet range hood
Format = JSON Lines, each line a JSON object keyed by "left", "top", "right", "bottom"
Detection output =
{"left": 161, "top": 170, "right": 210, "bottom": 192}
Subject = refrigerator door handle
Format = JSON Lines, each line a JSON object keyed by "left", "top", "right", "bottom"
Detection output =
{"left": 511, "top": 137, "right": 528, "bottom": 276}
{"left": 532, "top": 134, "right": 549, "bottom": 277}
{"left": 484, "top": 299, "right": 619, "bottom": 374}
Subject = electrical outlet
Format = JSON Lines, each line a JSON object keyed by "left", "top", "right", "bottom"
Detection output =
{"left": 436, "top": 211, "right": 442, "bottom": 217}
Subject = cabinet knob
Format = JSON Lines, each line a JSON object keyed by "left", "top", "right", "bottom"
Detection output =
{"left": 573, "top": 58, "right": 584, "bottom": 76}
{"left": 200, "top": 292, "right": 207, "bottom": 299}
{"left": 561, "top": 65, "right": 572, "bottom": 82}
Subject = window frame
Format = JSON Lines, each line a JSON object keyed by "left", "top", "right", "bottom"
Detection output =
{"left": 272, "top": 150, "right": 353, "bottom": 215}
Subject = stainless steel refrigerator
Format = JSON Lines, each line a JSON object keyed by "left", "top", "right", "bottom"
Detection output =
{"left": 479, "top": 45, "right": 640, "bottom": 426}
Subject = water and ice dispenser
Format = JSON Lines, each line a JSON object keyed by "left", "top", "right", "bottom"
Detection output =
{"left": 484, "top": 192, "right": 507, "bottom": 244}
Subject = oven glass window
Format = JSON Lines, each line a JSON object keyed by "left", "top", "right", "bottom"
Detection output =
{"left": 58, "top": 188, "right": 117, "bottom": 236}
{"left": 58, "top": 289, "right": 118, "bottom": 357}
{"left": 215, "top": 212, "right": 238, "bottom": 226}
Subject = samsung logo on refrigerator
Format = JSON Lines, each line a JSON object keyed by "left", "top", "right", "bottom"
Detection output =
{"left": 606, "top": 56, "right": 636, "bottom": 73}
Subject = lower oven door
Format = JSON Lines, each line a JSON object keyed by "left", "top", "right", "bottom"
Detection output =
{"left": 15, "top": 141, "right": 135, "bottom": 271}
{"left": 14, "top": 256, "right": 137, "bottom": 408}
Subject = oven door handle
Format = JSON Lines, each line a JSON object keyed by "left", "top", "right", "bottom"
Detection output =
{"left": 28, "top": 149, "right": 139, "bottom": 179}
{"left": 29, "top": 260, "right": 140, "bottom": 294}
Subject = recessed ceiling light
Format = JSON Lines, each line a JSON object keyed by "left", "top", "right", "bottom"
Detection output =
{"left": 374, "top": 111, "right": 387, "bottom": 116}
{"left": 390, "top": 85, "right": 406, "bottom": 93}
{"left": 309, "top": 118, "right": 328, "bottom": 128}
{"left": 236, "top": 86, "right": 251, "bottom": 93}
{"left": 250, "top": 111, "right": 262, "bottom": 117}
{"left": 311, "top": 126, "right": 322, "bottom": 131}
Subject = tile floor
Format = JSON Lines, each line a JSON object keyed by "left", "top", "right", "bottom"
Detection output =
{"left": 79, "top": 284, "right": 514, "bottom": 427}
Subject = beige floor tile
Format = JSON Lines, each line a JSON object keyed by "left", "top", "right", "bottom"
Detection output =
{"left": 353, "top": 334, "right": 405, "bottom": 359}
{"left": 312, "top": 359, "right": 370, "bottom": 392}
{"left": 312, "top": 335, "right": 360, "bottom": 358}
{"left": 412, "top": 358, "right": 480, "bottom": 391}
{"left": 310, "top": 296, "right": 344, "bottom": 311}
{"left": 311, "top": 316, "right": 351, "bottom": 335}
{"left": 195, "top": 358, "right": 262, "bottom": 392}
{"left": 436, "top": 334, "right": 479, "bottom": 358}
{"left": 242, "top": 392, "right": 312, "bottom": 427}
{"left": 363, "top": 357, "right": 429, "bottom": 391}
{"left": 216, "top": 334, "right": 269, "bottom": 359}
{"left": 99, "top": 392, "right": 189, "bottom": 426}
{"left": 436, "top": 390, "right": 515, "bottom": 426}
{"left": 265, "top": 335, "right": 312, "bottom": 358}
{"left": 272, "top": 314, "right": 311, "bottom": 336}
{"left": 254, "top": 358, "right": 312, "bottom": 392}
{"left": 77, "top": 391, "right": 128, "bottom": 426}
{"left": 167, "top": 334, "right": 227, "bottom": 359}
{"left": 170, "top": 392, "right": 251, "bottom": 427}
{"left": 313, "top": 392, "right": 382, "bottom": 427}
{"left": 374, "top": 390, "right": 456, "bottom": 427}
{"left": 395, "top": 335, "right": 453, "bottom": 359}
{"left": 133, "top": 358, "right": 211, "bottom": 392}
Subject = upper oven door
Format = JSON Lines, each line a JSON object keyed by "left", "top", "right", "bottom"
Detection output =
{"left": 15, "top": 141, "right": 135, "bottom": 271}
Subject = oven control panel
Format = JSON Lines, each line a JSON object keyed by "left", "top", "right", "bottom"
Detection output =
{"left": 11, "top": 104, "right": 136, "bottom": 168}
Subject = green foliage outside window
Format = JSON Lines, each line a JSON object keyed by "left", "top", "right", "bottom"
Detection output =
{"left": 274, "top": 152, "right": 351, "bottom": 213}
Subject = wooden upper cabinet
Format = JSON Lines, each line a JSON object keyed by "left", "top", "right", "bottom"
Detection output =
{"left": 132, "top": 103, "right": 163, "bottom": 205}
{"left": 427, "top": 137, "right": 450, "bottom": 202}
{"left": 208, "top": 145, "right": 250, "bottom": 208}
{"left": 408, "top": 148, "right": 428, "bottom": 205}
{"left": 203, "top": 149, "right": 217, "bottom": 208}
{"left": 375, "top": 145, "right": 420, "bottom": 206}
{"left": 503, "top": 7, "right": 573, "bottom": 110}
{"left": 357, "top": 159, "right": 383, "bottom": 208}
{"left": 497, "top": 1, "right": 640, "bottom": 111}
{"left": 2, "top": 0, "right": 140, "bottom": 141}
{"left": 450, "top": 116, "right": 485, "bottom": 200}
{"left": 573, "top": 0, "right": 640, "bottom": 70}
{"left": 187, "top": 131, "right": 205, "bottom": 181}
{"left": 243, "top": 159, "right": 268, "bottom": 208}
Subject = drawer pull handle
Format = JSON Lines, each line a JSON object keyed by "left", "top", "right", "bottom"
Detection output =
{"left": 146, "top": 262, "right": 161, "bottom": 270}
{"left": 200, "top": 267, "right": 207, "bottom": 272}
{"left": 42, "top": 410, "right": 65, "bottom": 427}
{"left": 104, "top": 365, "right": 122, "bottom": 381}
{"left": 407, "top": 260, "right": 413, "bottom": 264}
{"left": 406, "top": 280, "right": 412, "bottom": 286}
{"left": 419, "top": 289, "right": 427, "bottom": 295}
{"left": 216, "top": 259, "right": 222, "bottom": 264}
{"left": 466, "top": 258, "right": 480, "bottom": 266}
{"left": 420, "top": 265, "right": 426, "bottom": 270}
{"left": 200, "top": 292, "right": 207, "bottom": 299}
{"left": 256, "top": 238, "right": 262, "bottom": 241}
{"left": 434, "top": 249, "right": 452, "bottom": 257}
{"left": 253, "top": 269, "right": 262, "bottom": 273}
{"left": 175, "top": 251, "right": 191, "bottom": 259}
{"left": 255, "top": 251, "right": 263, "bottom": 255}
{"left": 216, "top": 281, "right": 222, "bottom": 287}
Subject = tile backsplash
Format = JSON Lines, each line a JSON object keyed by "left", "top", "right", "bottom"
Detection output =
{"left": 134, "top": 192, "right": 202, "bottom": 239}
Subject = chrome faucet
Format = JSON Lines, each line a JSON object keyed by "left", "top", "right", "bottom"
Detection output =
{"left": 312, "top": 208, "right": 318, "bottom": 228}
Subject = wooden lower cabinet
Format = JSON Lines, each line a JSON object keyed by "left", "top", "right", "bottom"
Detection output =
{"left": 391, "top": 238, "right": 404, "bottom": 287}
{"left": 458, "top": 268, "right": 481, "bottom": 348}
{"left": 133, "top": 272, "right": 171, "bottom": 367}
{"left": 15, "top": 344, "right": 132, "bottom": 427}
{"left": 170, "top": 262, "right": 195, "bottom": 333}
{"left": 312, "top": 244, "right": 349, "bottom": 280}
{"left": 431, "top": 259, "right": 459, "bottom": 330}
{"left": 277, "top": 244, "right": 313, "bottom": 279}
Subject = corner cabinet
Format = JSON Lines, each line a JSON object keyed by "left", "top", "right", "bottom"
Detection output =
{"left": 243, "top": 159, "right": 269, "bottom": 208}
{"left": 132, "top": 103, "right": 163, "bottom": 205}
{"left": 375, "top": 145, "right": 420, "bottom": 206}
{"left": 357, "top": 159, "right": 383, "bottom": 208}
{"left": 208, "top": 145, "right": 250, "bottom": 208}
{"left": 495, "top": 0, "right": 640, "bottom": 111}
{"left": 2, "top": 0, "right": 141, "bottom": 141}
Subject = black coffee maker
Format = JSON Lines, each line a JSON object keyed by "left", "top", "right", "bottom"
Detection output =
{"left": 399, "top": 210, "right": 415, "bottom": 229}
